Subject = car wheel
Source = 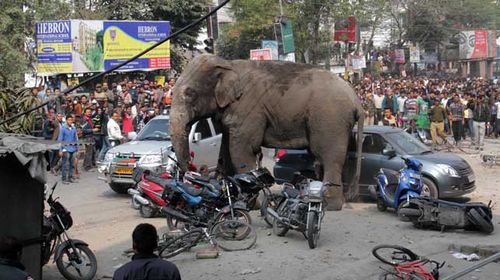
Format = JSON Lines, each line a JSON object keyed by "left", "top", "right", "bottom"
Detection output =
{"left": 421, "top": 177, "right": 438, "bottom": 198}
{"left": 109, "top": 183, "right": 131, "bottom": 194}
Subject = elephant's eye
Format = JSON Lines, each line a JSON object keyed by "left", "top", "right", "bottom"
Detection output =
{"left": 185, "top": 87, "right": 196, "bottom": 96}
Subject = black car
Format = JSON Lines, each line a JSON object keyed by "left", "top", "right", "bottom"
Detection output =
{"left": 273, "top": 126, "right": 476, "bottom": 198}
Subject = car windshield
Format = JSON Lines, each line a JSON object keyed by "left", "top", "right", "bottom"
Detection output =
{"left": 385, "top": 131, "right": 432, "bottom": 155}
{"left": 136, "top": 119, "right": 171, "bottom": 141}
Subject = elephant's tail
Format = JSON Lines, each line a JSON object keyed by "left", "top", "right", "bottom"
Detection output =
{"left": 348, "top": 107, "right": 364, "bottom": 201}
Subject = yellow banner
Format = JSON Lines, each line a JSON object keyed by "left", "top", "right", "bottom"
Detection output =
{"left": 103, "top": 27, "right": 170, "bottom": 60}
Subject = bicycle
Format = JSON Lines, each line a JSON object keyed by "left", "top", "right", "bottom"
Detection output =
{"left": 372, "top": 245, "right": 444, "bottom": 280}
{"left": 157, "top": 219, "right": 256, "bottom": 259}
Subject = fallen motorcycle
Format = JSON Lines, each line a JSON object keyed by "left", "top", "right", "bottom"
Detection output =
{"left": 398, "top": 197, "right": 494, "bottom": 233}
{"left": 266, "top": 174, "right": 325, "bottom": 249}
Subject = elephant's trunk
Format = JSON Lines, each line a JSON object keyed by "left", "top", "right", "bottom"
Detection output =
{"left": 170, "top": 107, "right": 191, "bottom": 172}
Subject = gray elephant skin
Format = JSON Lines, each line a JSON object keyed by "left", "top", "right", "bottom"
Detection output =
{"left": 171, "top": 54, "right": 363, "bottom": 210}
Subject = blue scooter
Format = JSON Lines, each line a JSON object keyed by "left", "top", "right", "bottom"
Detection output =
{"left": 374, "top": 157, "right": 423, "bottom": 213}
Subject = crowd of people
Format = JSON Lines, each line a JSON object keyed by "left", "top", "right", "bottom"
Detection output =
{"left": 36, "top": 77, "right": 176, "bottom": 184}
{"left": 355, "top": 75, "right": 499, "bottom": 149}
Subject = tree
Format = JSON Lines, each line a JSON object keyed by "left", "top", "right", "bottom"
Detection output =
{"left": 217, "top": 0, "right": 277, "bottom": 60}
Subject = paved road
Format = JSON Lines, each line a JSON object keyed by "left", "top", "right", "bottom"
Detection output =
{"left": 43, "top": 145, "right": 500, "bottom": 280}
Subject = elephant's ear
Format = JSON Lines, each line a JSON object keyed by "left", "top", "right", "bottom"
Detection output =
{"left": 214, "top": 70, "right": 240, "bottom": 108}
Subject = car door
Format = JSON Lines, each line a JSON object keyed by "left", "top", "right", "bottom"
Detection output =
{"left": 189, "top": 118, "right": 221, "bottom": 171}
{"left": 360, "top": 133, "right": 405, "bottom": 187}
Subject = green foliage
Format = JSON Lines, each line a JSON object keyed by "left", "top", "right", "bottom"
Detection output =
{"left": 404, "top": 0, "right": 498, "bottom": 48}
{"left": 83, "top": 44, "right": 104, "bottom": 71}
{"left": 0, "top": 88, "right": 38, "bottom": 134}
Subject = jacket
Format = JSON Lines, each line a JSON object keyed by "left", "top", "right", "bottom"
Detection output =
{"left": 382, "top": 95, "right": 399, "bottom": 113}
{"left": 57, "top": 123, "right": 78, "bottom": 153}
{"left": 0, "top": 258, "right": 33, "bottom": 280}
{"left": 113, "top": 253, "right": 181, "bottom": 280}
{"left": 469, "top": 101, "right": 490, "bottom": 122}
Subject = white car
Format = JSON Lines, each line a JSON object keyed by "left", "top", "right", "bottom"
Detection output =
{"left": 99, "top": 115, "right": 222, "bottom": 193}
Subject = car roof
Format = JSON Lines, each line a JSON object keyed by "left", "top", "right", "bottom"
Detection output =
{"left": 353, "top": 125, "right": 403, "bottom": 134}
{"left": 151, "top": 115, "right": 170, "bottom": 121}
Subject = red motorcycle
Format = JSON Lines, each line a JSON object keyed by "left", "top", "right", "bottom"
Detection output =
{"left": 128, "top": 155, "right": 197, "bottom": 218}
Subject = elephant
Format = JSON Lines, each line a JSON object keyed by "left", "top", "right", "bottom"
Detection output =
{"left": 170, "top": 54, "right": 363, "bottom": 210}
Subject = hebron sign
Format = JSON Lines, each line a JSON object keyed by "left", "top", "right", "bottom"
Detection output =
{"left": 36, "top": 20, "right": 171, "bottom": 75}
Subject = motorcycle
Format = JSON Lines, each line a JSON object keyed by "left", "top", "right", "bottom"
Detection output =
{"left": 266, "top": 174, "right": 325, "bottom": 249}
{"left": 25, "top": 183, "right": 97, "bottom": 280}
{"left": 399, "top": 197, "right": 494, "bottom": 233}
{"left": 133, "top": 150, "right": 251, "bottom": 231}
{"left": 128, "top": 151, "right": 196, "bottom": 217}
{"left": 372, "top": 157, "right": 423, "bottom": 213}
{"left": 228, "top": 166, "right": 283, "bottom": 226}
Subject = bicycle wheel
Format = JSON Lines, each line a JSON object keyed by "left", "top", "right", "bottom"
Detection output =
{"left": 158, "top": 229, "right": 203, "bottom": 259}
{"left": 211, "top": 220, "right": 256, "bottom": 251}
{"left": 372, "top": 245, "right": 419, "bottom": 265}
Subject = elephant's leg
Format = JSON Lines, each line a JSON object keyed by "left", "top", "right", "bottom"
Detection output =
{"left": 229, "top": 141, "right": 259, "bottom": 173}
{"left": 309, "top": 132, "right": 349, "bottom": 211}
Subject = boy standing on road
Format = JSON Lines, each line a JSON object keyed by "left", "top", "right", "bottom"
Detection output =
{"left": 448, "top": 94, "right": 465, "bottom": 147}
{"left": 57, "top": 115, "right": 78, "bottom": 184}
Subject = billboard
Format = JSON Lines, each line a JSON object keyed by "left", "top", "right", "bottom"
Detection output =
{"left": 334, "top": 16, "right": 356, "bottom": 42}
{"left": 409, "top": 46, "right": 420, "bottom": 63}
{"left": 458, "top": 29, "right": 496, "bottom": 59}
{"left": 261, "top": 40, "right": 278, "bottom": 60}
{"left": 395, "top": 49, "right": 405, "bottom": 63}
{"left": 250, "top": 49, "right": 272, "bottom": 60}
{"left": 36, "top": 20, "right": 170, "bottom": 74}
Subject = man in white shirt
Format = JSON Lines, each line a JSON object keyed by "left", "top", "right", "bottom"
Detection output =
{"left": 373, "top": 88, "right": 385, "bottom": 125}
{"left": 107, "top": 111, "right": 124, "bottom": 147}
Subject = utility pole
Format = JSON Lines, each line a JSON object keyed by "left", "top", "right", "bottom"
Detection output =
{"left": 279, "top": 0, "right": 284, "bottom": 16}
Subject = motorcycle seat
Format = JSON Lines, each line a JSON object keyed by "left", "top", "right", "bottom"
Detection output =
{"left": 178, "top": 182, "right": 204, "bottom": 196}
{"left": 187, "top": 173, "right": 211, "bottom": 183}
{"left": 145, "top": 175, "right": 171, "bottom": 189}
{"left": 381, "top": 168, "right": 400, "bottom": 185}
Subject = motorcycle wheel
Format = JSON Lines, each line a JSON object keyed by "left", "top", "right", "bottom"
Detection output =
{"left": 377, "top": 198, "right": 387, "bottom": 212}
{"left": 216, "top": 209, "right": 252, "bottom": 225}
{"left": 467, "top": 208, "right": 494, "bottom": 234}
{"left": 139, "top": 204, "right": 157, "bottom": 218}
{"left": 273, "top": 200, "right": 290, "bottom": 237}
{"left": 261, "top": 194, "right": 284, "bottom": 227}
{"left": 307, "top": 211, "right": 320, "bottom": 249}
{"left": 55, "top": 244, "right": 97, "bottom": 280}
{"left": 158, "top": 229, "right": 204, "bottom": 259}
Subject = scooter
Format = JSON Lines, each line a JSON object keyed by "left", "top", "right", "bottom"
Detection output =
{"left": 399, "top": 197, "right": 494, "bottom": 233}
{"left": 372, "top": 157, "right": 423, "bottom": 213}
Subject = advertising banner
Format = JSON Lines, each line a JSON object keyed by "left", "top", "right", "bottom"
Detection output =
{"left": 487, "top": 30, "right": 497, "bottom": 58}
{"left": 409, "top": 46, "right": 420, "bottom": 63}
{"left": 459, "top": 30, "right": 489, "bottom": 59}
{"left": 261, "top": 40, "right": 278, "bottom": 60}
{"left": 395, "top": 49, "right": 405, "bottom": 64}
{"left": 351, "top": 55, "right": 366, "bottom": 69}
{"left": 250, "top": 49, "right": 272, "bottom": 60}
{"left": 36, "top": 20, "right": 170, "bottom": 74}
{"left": 334, "top": 16, "right": 356, "bottom": 42}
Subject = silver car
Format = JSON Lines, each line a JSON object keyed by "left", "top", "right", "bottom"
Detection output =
{"left": 99, "top": 115, "right": 222, "bottom": 193}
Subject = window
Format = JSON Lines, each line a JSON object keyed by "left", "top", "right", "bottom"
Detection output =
{"left": 212, "top": 120, "right": 223, "bottom": 135}
{"left": 195, "top": 119, "right": 212, "bottom": 139}
{"left": 362, "top": 134, "right": 387, "bottom": 154}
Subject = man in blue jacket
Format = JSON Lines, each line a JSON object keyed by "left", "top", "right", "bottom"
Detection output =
{"left": 113, "top": 223, "right": 181, "bottom": 280}
{"left": 57, "top": 114, "right": 78, "bottom": 184}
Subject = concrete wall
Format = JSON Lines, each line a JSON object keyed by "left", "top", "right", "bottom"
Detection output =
{"left": 0, "top": 153, "right": 43, "bottom": 279}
